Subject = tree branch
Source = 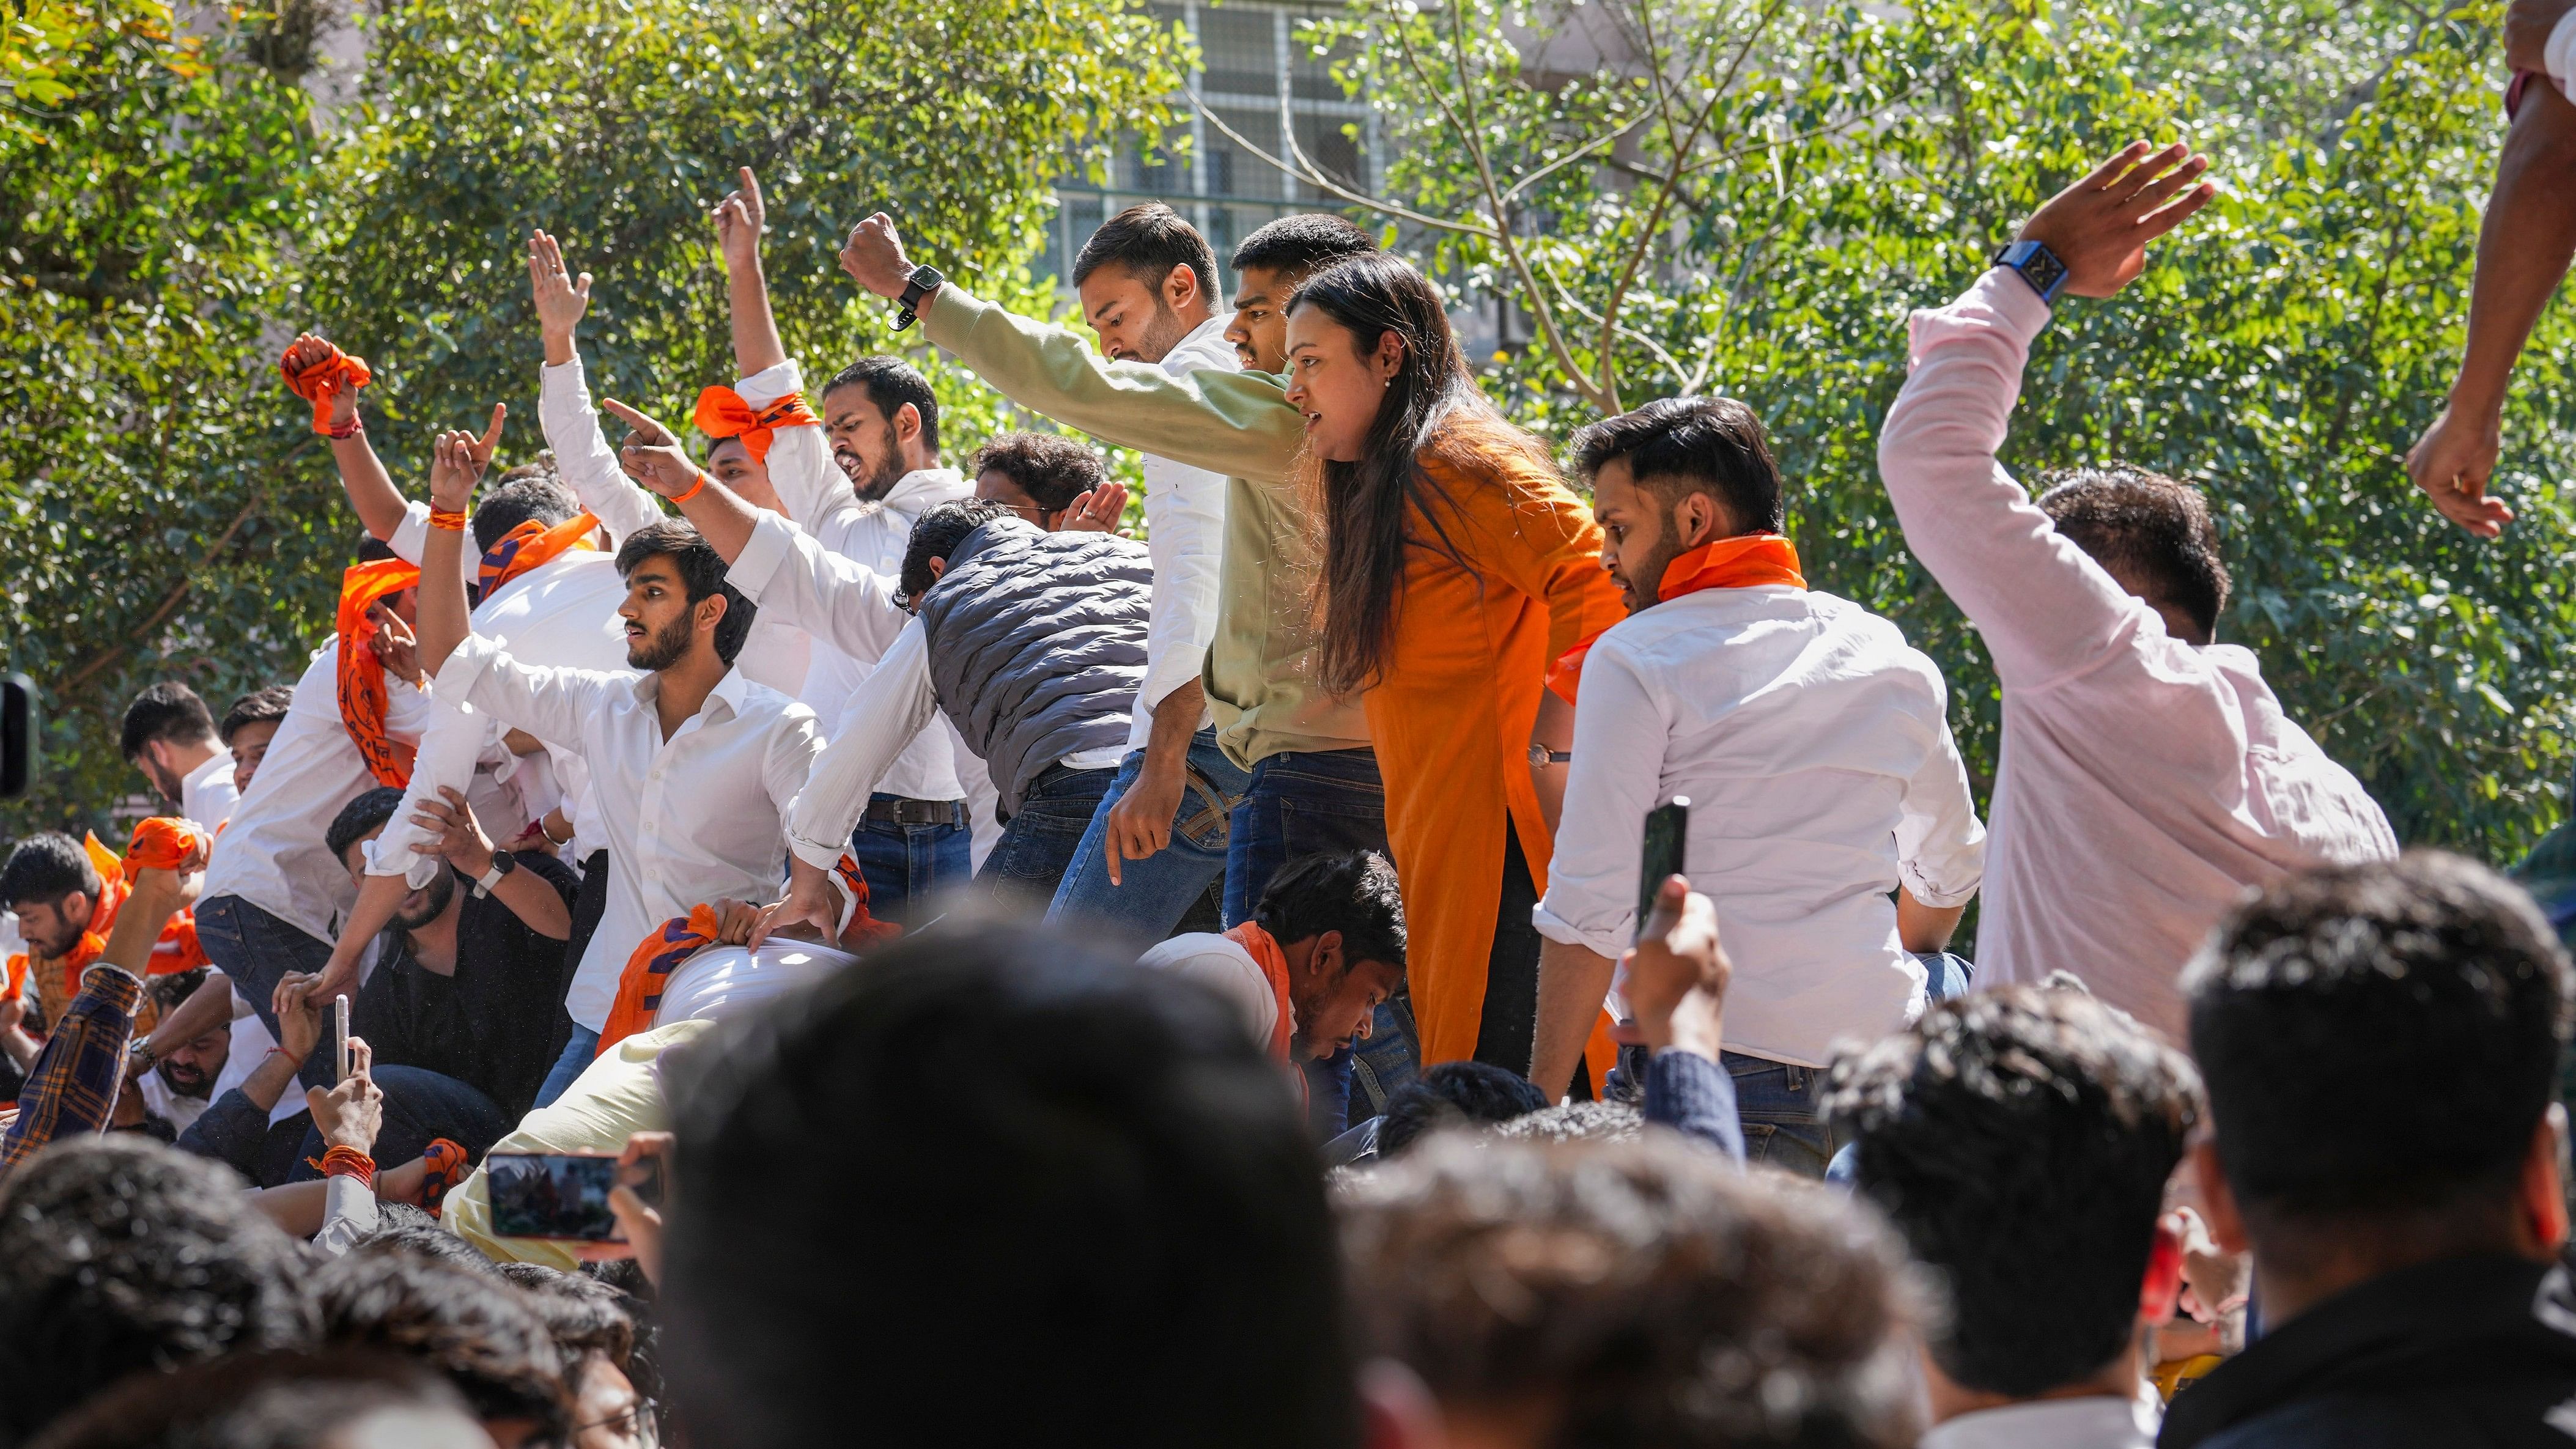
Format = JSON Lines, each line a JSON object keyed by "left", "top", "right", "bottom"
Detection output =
{"left": 56, "top": 486, "right": 270, "bottom": 697}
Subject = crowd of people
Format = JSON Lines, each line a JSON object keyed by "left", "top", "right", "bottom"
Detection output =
{"left": 2, "top": 5, "right": 2576, "bottom": 1441}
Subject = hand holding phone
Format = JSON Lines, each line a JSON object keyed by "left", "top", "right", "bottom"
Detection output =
{"left": 487, "top": 1151, "right": 666, "bottom": 1242}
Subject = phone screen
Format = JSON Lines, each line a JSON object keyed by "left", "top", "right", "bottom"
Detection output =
{"left": 486, "top": 1152, "right": 663, "bottom": 1241}
{"left": 1636, "top": 796, "right": 1691, "bottom": 939}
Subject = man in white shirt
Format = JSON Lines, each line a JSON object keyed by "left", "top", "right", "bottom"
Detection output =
{"left": 119, "top": 683, "right": 238, "bottom": 827}
{"left": 1877, "top": 141, "right": 2396, "bottom": 1038}
{"left": 309, "top": 428, "right": 822, "bottom": 1111}
{"left": 1825, "top": 984, "right": 2199, "bottom": 1449}
{"left": 1138, "top": 849, "right": 1405, "bottom": 1065}
{"left": 215, "top": 686, "right": 294, "bottom": 798}
{"left": 1529, "top": 396, "right": 1986, "bottom": 1176}
{"left": 1037, "top": 204, "right": 1251, "bottom": 937}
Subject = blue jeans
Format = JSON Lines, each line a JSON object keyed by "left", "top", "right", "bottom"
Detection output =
{"left": 194, "top": 893, "right": 340, "bottom": 1095}
{"left": 535, "top": 1023, "right": 602, "bottom": 1109}
{"left": 1219, "top": 748, "right": 1415, "bottom": 1132}
{"left": 1046, "top": 731, "right": 1250, "bottom": 938}
{"left": 976, "top": 764, "right": 1118, "bottom": 903}
{"left": 848, "top": 796, "right": 971, "bottom": 924}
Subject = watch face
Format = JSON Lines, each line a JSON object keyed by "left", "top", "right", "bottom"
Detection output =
{"left": 2022, "top": 246, "right": 2068, "bottom": 296}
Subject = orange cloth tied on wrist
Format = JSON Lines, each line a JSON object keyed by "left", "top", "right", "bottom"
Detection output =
{"left": 336, "top": 558, "right": 423, "bottom": 789}
{"left": 279, "top": 341, "right": 373, "bottom": 436}
{"left": 692, "top": 386, "right": 819, "bottom": 465}
{"left": 121, "top": 817, "right": 213, "bottom": 879}
{"left": 1547, "top": 533, "right": 1806, "bottom": 706}
{"left": 478, "top": 511, "right": 600, "bottom": 599}
{"left": 1220, "top": 921, "right": 1299, "bottom": 1065}
{"left": 85, "top": 824, "right": 213, "bottom": 979}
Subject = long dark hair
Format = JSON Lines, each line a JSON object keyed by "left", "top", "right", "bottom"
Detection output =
{"left": 1291, "top": 253, "right": 1515, "bottom": 696}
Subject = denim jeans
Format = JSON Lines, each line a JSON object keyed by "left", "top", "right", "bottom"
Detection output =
{"left": 1218, "top": 748, "right": 1417, "bottom": 1133}
{"left": 1046, "top": 731, "right": 1250, "bottom": 938}
{"left": 849, "top": 795, "right": 972, "bottom": 924}
{"left": 193, "top": 893, "right": 340, "bottom": 1094}
{"left": 1734, "top": 950, "right": 1973, "bottom": 1181}
{"left": 534, "top": 1023, "right": 602, "bottom": 1109}
{"left": 976, "top": 764, "right": 1118, "bottom": 904}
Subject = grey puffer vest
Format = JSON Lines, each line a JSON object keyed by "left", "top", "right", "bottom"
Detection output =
{"left": 917, "top": 517, "right": 1154, "bottom": 817}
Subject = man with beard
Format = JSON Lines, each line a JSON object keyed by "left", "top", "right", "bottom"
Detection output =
{"left": 120, "top": 682, "right": 240, "bottom": 827}
{"left": 531, "top": 169, "right": 985, "bottom": 905}
{"left": 1137, "top": 850, "right": 1405, "bottom": 1075}
{"left": 1525, "top": 397, "right": 1987, "bottom": 1176}
{"left": 357, "top": 422, "right": 821, "bottom": 1108}
{"left": 328, "top": 784, "right": 581, "bottom": 1121}
{"left": 133, "top": 970, "right": 231, "bottom": 1135}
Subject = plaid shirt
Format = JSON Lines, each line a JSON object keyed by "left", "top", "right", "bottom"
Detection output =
{"left": 1, "top": 964, "right": 141, "bottom": 1173}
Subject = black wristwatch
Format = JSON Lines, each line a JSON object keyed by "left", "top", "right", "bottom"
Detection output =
{"left": 1992, "top": 240, "right": 2069, "bottom": 304}
{"left": 893, "top": 264, "right": 945, "bottom": 331}
{"left": 473, "top": 849, "right": 519, "bottom": 898}
{"left": 1527, "top": 744, "right": 1572, "bottom": 768}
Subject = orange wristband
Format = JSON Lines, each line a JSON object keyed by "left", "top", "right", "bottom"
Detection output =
{"left": 428, "top": 507, "right": 470, "bottom": 532}
{"left": 670, "top": 470, "right": 709, "bottom": 505}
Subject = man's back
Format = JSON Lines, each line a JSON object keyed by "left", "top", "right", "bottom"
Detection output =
{"left": 1538, "top": 585, "right": 1983, "bottom": 1067}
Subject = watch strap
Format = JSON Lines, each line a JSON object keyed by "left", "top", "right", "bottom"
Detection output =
{"left": 1991, "top": 239, "right": 2069, "bottom": 304}
{"left": 474, "top": 851, "right": 515, "bottom": 898}
{"left": 893, "top": 265, "right": 944, "bottom": 332}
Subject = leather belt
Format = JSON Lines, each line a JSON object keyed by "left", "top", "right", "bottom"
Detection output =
{"left": 863, "top": 797, "right": 969, "bottom": 828}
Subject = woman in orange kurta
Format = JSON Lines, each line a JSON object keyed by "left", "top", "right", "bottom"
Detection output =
{"left": 1283, "top": 254, "right": 1627, "bottom": 1085}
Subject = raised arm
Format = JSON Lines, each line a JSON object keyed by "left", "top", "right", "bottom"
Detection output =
{"left": 836, "top": 215, "right": 1305, "bottom": 482}
{"left": 717, "top": 167, "right": 789, "bottom": 378}
{"left": 1878, "top": 141, "right": 2217, "bottom": 688}
{"left": 530, "top": 230, "right": 664, "bottom": 545}
{"left": 593, "top": 396, "right": 773, "bottom": 566}
{"left": 416, "top": 407, "right": 507, "bottom": 677}
{"left": 2405, "top": 80, "right": 2576, "bottom": 538}
{"left": 282, "top": 334, "right": 405, "bottom": 542}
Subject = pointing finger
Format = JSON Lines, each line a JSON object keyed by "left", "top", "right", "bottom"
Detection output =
{"left": 476, "top": 403, "right": 507, "bottom": 459}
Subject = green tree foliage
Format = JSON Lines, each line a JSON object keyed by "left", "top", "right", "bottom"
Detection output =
{"left": 1295, "top": 0, "right": 2576, "bottom": 860}
{"left": 1, "top": 0, "right": 1188, "bottom": 840}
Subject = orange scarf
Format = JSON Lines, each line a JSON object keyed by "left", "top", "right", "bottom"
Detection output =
{"left": 121, "top": 817, "right": 213, "bottom": 879}
{"left": 1220, "top": 921, "right": 1299, "bottom": 1064}
{"left": 595, "top": 854, "right": 897, "bottom": 1056}
{"left": 336, "top": 557, "right": 423, "bottom": 788}
{"left": 1548, "top": 534, "right": 1806, "bottom": 706}
{"left": 478, "top": 512, "right": 600, "bottom": 600}
{"left": 278, "top": 340, "right": 373, "bottom": 435}
{"left": 692, "top": 386, "right": 821, "bottom": 465}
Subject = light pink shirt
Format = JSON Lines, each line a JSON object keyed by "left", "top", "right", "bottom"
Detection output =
{"left": 1878, "top": 270, "right": 2397, "bottom": 1036}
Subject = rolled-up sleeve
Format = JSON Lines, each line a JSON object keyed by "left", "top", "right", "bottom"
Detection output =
{"left": 786, "top": 619, "right": 943, "bottom": 870}
{"left": 1532, "top": 642, "right": 1664, "bottom": 960}
{"left": 1894, "top": 713, "right": 1986, "bottom": 909}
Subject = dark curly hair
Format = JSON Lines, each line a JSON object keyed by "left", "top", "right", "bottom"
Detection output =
{"left": 2035, "top": 464, "right": 2231, "bottom": 644}
{"left": 969, "top": 432, "right": 1108, "bottom": 514}
{"left": 313, "top": 1248, "right": 569, "bottom": 1438}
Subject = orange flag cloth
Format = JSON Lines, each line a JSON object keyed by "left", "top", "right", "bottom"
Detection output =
{"left": 1220, "top": 921, "right": 1299, "bottom": 1064}
{"left": 1548, "top": 533, "right": 1806, "bottom": 706}
{"left": 336, "top": 557, "right": 423, "bottom": 789}
{"left": 692, "top": 386, "right": 820, "bottom": 465}
{"left": 478, "top": 512, "right": 600, "bottom": 600}
{"left": 278, "top": 340, "right": 373, "bottom": 436}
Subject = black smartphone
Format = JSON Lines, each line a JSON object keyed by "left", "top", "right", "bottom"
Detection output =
{"left": 1636, "top": 796, "right": 1691, "bottom": 941}
{"left": 485, "top": 1152, "right": 665, "bottom": 1242}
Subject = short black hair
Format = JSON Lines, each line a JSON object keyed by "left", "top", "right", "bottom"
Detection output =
{"left": 28, "top": 1349, "right": 480, "bottom": 1449}
{"left": 0, "top": 1138, "right": 316, "bottom": 1442}
{"left": 614, "top": 518, "right": 758, "bottom": 663}
{"left": 355, "top": 535, "right": 400, "bottom": 564}
{"left": 1254, "top": 850, "right": 1404, "bottom": 968}
{"left": 2036, "top": 465, "right": 2231, "bottom": 644}
{"left": 120, "top": 680, "right": 218, "bottom": 762}
{"left": 218, "top": 685, "right": 295, "bottom": 747}
{"left": 325, "top": 785, "right": 407, "bottom": 866}
{"left": 495, "top": 1263, "right": 639, "bottom": 1372}
{"left": 312, "top": 1248, "right": 569, "bottom": 1437}
{"left": 349, "top": 1204, "right": 503, "bottom": 1276}
{"left": 970, "top": 431, "right": 1108, "bottom": 514}
{"left": 1824, "top": 985, "right": 2202, "bottom": 1398}
{"left": 1230, "top": 213, "right": 1377, "bottom": 281}
{"left": 470, "top": 459, "right": 582, "bottom": 553}
{"left": 898, "top": 498, "right": 1014, "bottom": 605}
{"left": 1075, "top": 202, "right": 1222, "bottom": 306}
{"left": 822, "top": 356, "right": 940, "bottom": 458}
{"left": 1378, "top": 1060, "right": 1546, "bottom": 1158}
{"left": 661, "top": 920, "right": 1358, "bottom": 1449}
{"left": 2187, "top": 852, "right": 2574, "bottom": 1231}
{"left": 0, "top": 830, "right": 101, "bottom": 912}
{"left": 1570, "top": 396, "right": 1785, "bottom": 536}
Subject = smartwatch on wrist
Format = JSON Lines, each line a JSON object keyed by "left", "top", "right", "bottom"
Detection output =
{"left": 1992, "top": 239, "right": 2070, "bottom": 303}
{"left": 474, "top": 850, "right": 518, "bottom": 899}
{"left": 893, "top": 264, "right": 945, "bottom": 331}
{"left": 1527, "top": 744, "right": 1572, "bottom": 768}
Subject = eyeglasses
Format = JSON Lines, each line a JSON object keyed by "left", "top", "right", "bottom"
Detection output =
{"left": 574, "top": 1398, "right": 660, "bottom": 1447}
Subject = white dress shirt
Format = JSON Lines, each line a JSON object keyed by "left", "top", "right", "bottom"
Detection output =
{"left": 652, "top": 938, "right": 853, "bottom": 1030}
{"left": 1918, "top": 1392, "right": 2158, "bottom": 1449}
{"left": 361, "top": 551, "right": 630, "bottom": 885}
{"left": 537, "top": 353, "right": 810, "bottom": 698}
{"left": 436, "top": 635, "right": 822, "bottom": 1032}
{"left": 1137, "top": 932, "right": 1279, "bottom": 1050}
{"left": 1125, "top": 313, "right": 1236, "bottom": 753}
{"left": 1878, "top": 272, "right": 2396, "bottom": 1036}
{"left": 784, "top": 618, "right": 945, "bottom": 872}
{"left": 1533, "top": 586, "right": 1987, "bottom": 1069}
{"left": 202, "top": 643, "right": 435, "bottom": 943}
{"left": 179, "top": 748, "right": 239, "bottom": 828}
